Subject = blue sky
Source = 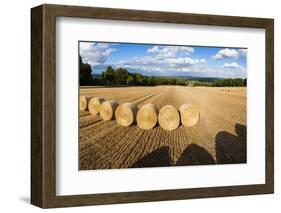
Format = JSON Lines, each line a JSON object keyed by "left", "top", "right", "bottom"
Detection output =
{"left": 79, "top": 41, "right": 247, "bottom": 78}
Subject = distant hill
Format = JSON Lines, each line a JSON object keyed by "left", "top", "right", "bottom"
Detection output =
{"left": 93, "top": 73, "right": 221, "bottom": 82}
{"left": 155, "top": 76, "right": 223, "bottom": 83}
{"left": 90, "top": 69, "right": 246, "bottom": 87}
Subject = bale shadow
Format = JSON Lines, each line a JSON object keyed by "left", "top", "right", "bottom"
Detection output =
{"left": 215, "top": 123, "right": 247, "bottom": 164}
{"left": 130, "top": 144, "right": 215, "bottom": 168}
{"left": 176, "top": 144, "right": 215, "bottom": 166}
{"left": 130, "top": 146, "right": 171, "bottom": 168}
{"left": 129, "top": 123, "right": 246, "bottom": 168}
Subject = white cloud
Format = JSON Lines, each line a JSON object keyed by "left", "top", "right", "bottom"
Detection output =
{"left": 80, "top": 42, "right": 247, "bottom": 77}
{"left": 118, "top": 56, "right": 205, "bottom": 67}
{"left": 197, "top": 58, "right": 207, "bottom": 63}
{"left": 212, "top": 48, "right": 240, "bottom": 60}
{"left": 212, "top": 48, "right": 247, "bottom": 60}
{"left": 164, "top": 57, "right": 206, "bottom": 67}
{"left": 79, "top": 42, "right": 117, "bottom": 66}
{"left": 223, "top": 62, "right": 244, "bottom": 70}
{"left": 79, "top": 42, "right": 94, "bottom": 52}
{"left": 117, "top": 57, "right": 246, "bottom": 77}
{"left": 147, "top": 45, "right": 194, "bottom": 58}
{"left": 116, "top": 55, "right": 206, "bottom": 74}
{"left": 118, "top": 56, "right": 158, "bottom": 67}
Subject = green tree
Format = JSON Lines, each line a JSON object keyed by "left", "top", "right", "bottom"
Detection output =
{"left": 100, "top": 71, "right": 105, "bottom": 81}
{"left": 176, "top": 79, "right": 185, "bottom": 86}
{"left": 148, "top": 76, "right": 156, "bottom": 86}
{"left": 79, "top": 55, "right": 92, "bottom": 85}
{"left": 142, "top": 77, "right": 148, "bottom": 86}
{"left": 104, "top": 66, "right": 115, "bottom": 85}
{"left": 167, "top": 78, "right": 176, "bottom": 85}
{"left": 212, "top": 78, "right": 246, "bottom": 87}
{"left": 114, "top": 68, "right": 129, "bottom": 84}
{"left": 126, "top": 75, "right": 135, "bottom": 85}
{"left": 136, "top": 73, "right": 144, "bottom": 85}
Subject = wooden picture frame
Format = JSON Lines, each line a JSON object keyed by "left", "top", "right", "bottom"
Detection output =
{"left": 31, "top": 4, "right": 274, "bottom": 208}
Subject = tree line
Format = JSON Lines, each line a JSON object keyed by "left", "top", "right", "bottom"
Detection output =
{"left": 80, "top": 57, "right": 246, "bottom": 87}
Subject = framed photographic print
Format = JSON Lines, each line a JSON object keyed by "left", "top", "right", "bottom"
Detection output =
{"left": 31, "top": 4, "right": 274, "bottom": 208}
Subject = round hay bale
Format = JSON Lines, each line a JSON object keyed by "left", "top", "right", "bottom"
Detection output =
{"left": 88, "top": 97, "right": 106, "bottom": 115}
{"left": 158, "top": 105, "right": 180, "bottom": 131}
{"left": 100, "top": 100, "right": 118, "bottom": 121}
{"left": 137, "top": 103, "right": 158, "bottom": 130}
{"left": 179, "top": 103, "right": 200, "bottom": 127}
{"left": 115, "top": 103, "right": 138, "bottom": 127}
{"left": 80, "top": 96, "right": 92, "bottom": 111}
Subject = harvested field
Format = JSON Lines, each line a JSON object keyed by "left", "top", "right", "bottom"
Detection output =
{"left": 79, "top": 86, "right": 247, "bottom": 170}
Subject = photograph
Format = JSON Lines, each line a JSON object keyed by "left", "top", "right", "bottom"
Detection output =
{"left": 30, "top": 3, "right": 274, "bottom": 208}
{"left": 79, "top": 41, "right": 247, "bottom": 170}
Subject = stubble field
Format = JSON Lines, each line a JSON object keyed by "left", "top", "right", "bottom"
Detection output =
{"left": 79, "top": 86, "right": 246, "bottom": 170}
